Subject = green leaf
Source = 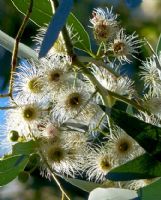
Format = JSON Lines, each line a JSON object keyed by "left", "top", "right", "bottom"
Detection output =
{"left": 12, "top": 140, "right": 37, "bottom": 156}
{"left": 100, "top": 105, "right": 161, "bottom": 162}
{"left": 0, "top": 155, "right": 29, "bottom": 186}
{"left": 11, "top": 0, "right": 92, "bottom": 53}
{"left": 11, "top": 0, "right": 52, "bottom": 27}
{"left": 65, "top": 178, "right": 100, "bottom": 192}
{"left": 107, "top": 153, "right": 161, "bottom": 181}
{"left": 138, "top": 178, "right": 161, "bottom": 200}
{"left": 67, "top": 13, "right": 92, "bottom": 53}
{"left": 156, "top": 33, "right": 161, "bottom": 55}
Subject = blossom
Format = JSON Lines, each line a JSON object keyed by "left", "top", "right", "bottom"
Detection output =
{"left": 13, "top": 60, "right": 45, "bottom": 103}
{"left": 84, "top": 145, "right": 117, "bottom": 182}
{"left": 90, "top": 7, "right": 118, "bottom": 43}
{"left": 39, "top": 55, "right": 73, "bottom": 97}
{"left": 52, "top": 86, "right": 98, "bottom": 123}
{"left": 93, "top": 64, "right": 134, "bottom": 97}
{"left": 40, "top": 137, "right": 85, "bottom": 178}
{"left": 140, "top": 55, "right": 161, "bottom": 96}
{"left": 106, "top": 126, "right": 143, "bottom": 163}
{"left": 143, "top": 94, "right": 161, "bottom": 116}
{"left": 109, "top": 29, "right": 142, "bottom": 63}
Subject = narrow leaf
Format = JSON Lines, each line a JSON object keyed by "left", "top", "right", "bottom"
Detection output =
{"left": 67, "top": 13, "right": 91, "bottom": 53}
{"left": 107, "top": 153, "right": 161, "bottom": 181}
{"left": 156, "top": 33, "right": 161, "bottom": 55}
{"left": 65, "top": 178, "right": 100, "bottom": 192}
{"left": 11, "top": 0, "right": 52, "bottom": 27}
{"left": 101, "top": 105, "right": 161, "bottom": 162}
{"left": 11, "top": 0, "right": 91, "bottom": 54}
{"left": 0, "top": 155, "right": 29, "bottom": 186}
{"left": 138, "top": 178, "right": 161, "bottom": 200}
{"left": 39, "top": 0, "right": 74, "bottom": 58}
{"left": 12, "top": 140, "right": 36, "bottom": 156}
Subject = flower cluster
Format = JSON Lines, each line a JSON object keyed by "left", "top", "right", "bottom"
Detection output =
{"left": 2, "top": 6, "right": 156, "bottom": 192}
{"left": 90, "top": 7, "right": 142, "bottom": 64}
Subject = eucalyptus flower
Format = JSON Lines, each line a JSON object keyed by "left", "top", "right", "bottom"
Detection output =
{"left": 90, "top": 7, "right": 118, "bottom": 43}
{"left": 109, "top": 29, "right": 142, "bottom": 63}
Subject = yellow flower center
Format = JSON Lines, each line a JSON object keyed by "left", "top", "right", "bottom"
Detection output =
{"left": 28, "top": 77, "right": 43, "bottom": 93}
{"left": 47, "top": 146, "right": 65, "bottom": 163}
{"left": 23, "top": 106, "right": 38, "bottom": 121}
{"left": 66, "top": 92, "right": 82, "bottom": 109}
{"left": 48, "top": 69, "right": 63, "bottom": 83}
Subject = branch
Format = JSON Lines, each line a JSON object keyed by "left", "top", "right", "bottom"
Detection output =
{"left": 78, "top": 56, "right": 120, "bottom": 78}
{"left": 9, "top": 0, "right": 34, "bottom": 99}
{"left": 0, "top": 106, "right": 17, "bottom": 110}
{"left": 0, "top": 30, "right": 38, "bottom": 61}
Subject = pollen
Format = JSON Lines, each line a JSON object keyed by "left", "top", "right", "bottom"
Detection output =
{"left": 65, "top": 92, "right": 82, "bottom": 109}
{"left": 47, "top": 69, "right": 63, "bottom": 83}
{"left": 22, "top": 106, "right": 38, "bottom": 121}
{"left": 47, "top": 145, "right": 65, "bottom": 163}
{"left": 113, "top": 41, "right": 128, "bottom": 56}
{"left": 99, "top": 155, "right": 112, "bottom": 172}
{"left": 27, "top": 77, "right": 43, "bottom": 93}
{"left": 116, "top": 137, "right": 132, "bottom": 155}
{"left": 94, "top": 21, "right": 111, "bottom": 42}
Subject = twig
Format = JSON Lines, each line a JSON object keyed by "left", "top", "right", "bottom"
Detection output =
{"left": 0, "top": 106, "right": 17, "bottom": 110}
{"left": 9, "top": 0, "right": 34, "bottom": 99}
{"left": 0, "top": 94, "right": 10, "bottom": 98}
{"left": 107, "top": 90, "right": 149, "bottom": 113}
{"left": 29, "top": 125, "right": 71, "bottom": 200}
{"left": 78, "top": 56, "right": 120, "bottom": 78}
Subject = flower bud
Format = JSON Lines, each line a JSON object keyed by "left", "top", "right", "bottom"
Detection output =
{"left": 18, "top": 171, "right": 30, "bottom": 183}
{"left": 9, "top": 130, "right": 19, "bottom": 142}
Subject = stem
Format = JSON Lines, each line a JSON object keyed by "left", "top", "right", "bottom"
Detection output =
{"left": 78, "top": 56, "right": 120, "bottom": 78}
{"left": 0, "top": 106, "right": 17, "bottom": 110}
{"left": 29, "top": 126, "right": 70, "bottom": 200}
{"left": 73, "top": 57, "right": 109, "bottom": 105}
{"left": 9, "top": 0, "right": 33, "bottom": 99}
{"left": 107, "top": 90, "right": 149, "bottom": 113}
{"left": 39, "top": 148, "right": 71, "bottom": 200}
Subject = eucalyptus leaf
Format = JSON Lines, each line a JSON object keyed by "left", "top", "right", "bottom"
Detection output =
{"left": 88, "top": 188, "right": 138, "bottom": 200}
{"left": 67, "top": 13, "right": 92, "bottom": 53}
{"left": 138, "top": 178, "right": 161, "bottom": 200}
{"left": 107, "top": 153, "right": 161, "bottom": 181}
{"left": 39, "top": 0, "right": 74, "bottom": 57}
{"left": 0, "top": 155, "right": 29, "bottom": 186}
{"left": 156, "top": 33, "right": 161, "bottom": 55}
{"left": 12, "top": 140, "right": 36, "bottom": 156}
{"left": 11, "top": 0, "right": 52, "bottom": 27}
{"left": 11, "top": 0, "right": 92, "bottom": 54}
{"left": 100, "top": 105, "right": 161, "bottom": 162}
{"left": 65, "top": 178, "right": 100, "bottom": 192}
